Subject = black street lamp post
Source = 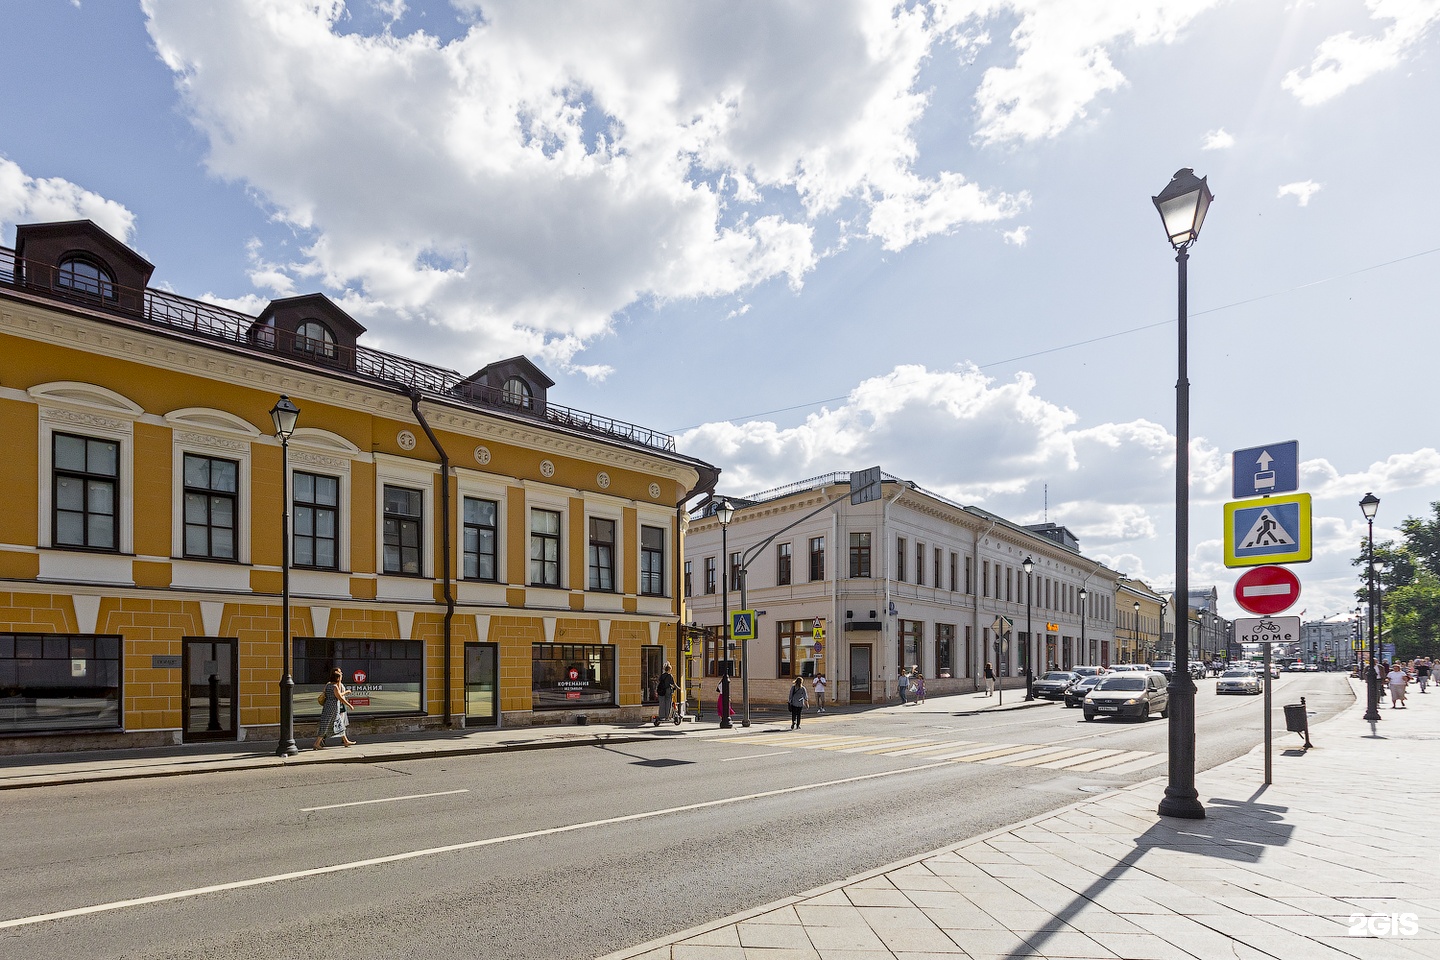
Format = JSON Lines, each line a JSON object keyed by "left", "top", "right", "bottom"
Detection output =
{"left": 1079, "top": 587, "right": 1088, "bottom": 664}
{"left": 1153, "top": 167, "right": 1211, "bottom": 820}
{"left": 1023, "top": 556, "right": 1035, "bottom": 700}
{"left": 1134, "top": 601, "right": 1142, "bottom": 663}
{"left": 270, "top": 395, "right": 300, "bottom": 758}
{"left": 716, "top": 500, "right": 735, "bottom": 728}
{"left": 1360, "top": 493, "right": 1380, "bottom": 722}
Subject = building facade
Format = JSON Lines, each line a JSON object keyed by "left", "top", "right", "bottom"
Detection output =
{"left": 1115, "top": 578, "right": 1167, "bottom": 665}
{"left": 682, "top": 473, "right": 1119, "bottom": 708}
{"left": 0, "top": 220, "right": 717, "bottom": 754}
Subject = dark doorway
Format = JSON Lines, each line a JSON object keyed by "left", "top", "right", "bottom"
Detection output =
{"left": 849, "top": 643, "right": 872, "bottom": 704}
{"left": 464, "top": 642, "right": 498, "bottom": 725}
{"left": 183, "top": 638, "right": 237, "bottom": 742}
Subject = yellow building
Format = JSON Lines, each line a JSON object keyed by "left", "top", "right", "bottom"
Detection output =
{"left": 0, "top": 220, "right": 717, "bottom": 754}
{"left": 1115, "top": 577, "right": 1167, "bottom": 666}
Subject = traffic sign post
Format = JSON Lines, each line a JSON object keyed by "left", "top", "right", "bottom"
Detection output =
{"left": 1223, "top": 493, "right": 1312, "bottom": 567}
{"left": 1232, "top": 441, "right": 1299, "bottom": 499}
{"left": 1233, "top": 616, "right": 1304, "bottom": 783}
{"left": 1233, "top": 565, "right": 1301, "bottom": 616}
{"left": 730, "top": 610, "right": 757, "bottom": 642}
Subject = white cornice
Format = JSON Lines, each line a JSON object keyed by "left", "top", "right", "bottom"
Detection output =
{"left": 2, "top": 295, "right": 701, "bottom": 484}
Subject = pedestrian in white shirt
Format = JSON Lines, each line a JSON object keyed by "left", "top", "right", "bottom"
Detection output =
{"left": 1387, "top": 663, "right": 1409, "bottom": 708}
{"left": 812, "top": 673, "right": 827, "bottom": 713}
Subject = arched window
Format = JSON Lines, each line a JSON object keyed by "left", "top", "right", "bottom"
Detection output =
{"left": 56, "top": 256, "right": 117, "bottom": 301}
{"left": 502, "top": 377, "right": 533, "bottom": 409}
{"left": 294, "top": 319, "right": 336, "bottom": 359}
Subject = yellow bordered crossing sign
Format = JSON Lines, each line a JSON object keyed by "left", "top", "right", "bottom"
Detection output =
{"left": 731, "top": 609, "right": 757, "bottom": 641}
{"left": 1223, "top": 493, "right": 1312, "bottom": 568}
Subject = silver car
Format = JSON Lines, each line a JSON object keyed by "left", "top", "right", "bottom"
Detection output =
{"left": 1216, "top": 669, "right": 1263, "bottom": 695}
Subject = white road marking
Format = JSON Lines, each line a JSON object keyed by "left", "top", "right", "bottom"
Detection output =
{"left": 301, "top": 789, "right": 469, "bottom": 812}
{"left": 0, "top": 758, "right": 967, "bottom": 931}
{"left": 719, "top": 751, "right": 790, "bottom": 762}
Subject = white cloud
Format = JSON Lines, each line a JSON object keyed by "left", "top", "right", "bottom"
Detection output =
{"left": 937, "top": 0, "right": 1227, "bottom": 145}
{"left": 1003, "top": 225, "right": 1030, "bottom": 245}
{"left": 1278, "top": 180, "right": 1322, "bottom": 206}
{"left": 678, "top": 362, "right": 1437, "bottom": 612}
{"left": 1202, "top": 128, "right": 1234, "bottom": 150}
{"left": 1283, "top": 0, "right": 1440, "bottom": 106}
{"left": 0, "top": 156, "right": 136, "bottom": 246}
{"left": 141, "top": 0, "right": 1029, "bottom": 373}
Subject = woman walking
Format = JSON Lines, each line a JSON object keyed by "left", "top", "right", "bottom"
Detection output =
{"left": 313, "top": 667, "right": 358, "bottom": 749}
{"left": 984, "top": 662, "right": 995, "bottom": 697}
{"left": 1387, "top": 662, "right": 1409, "bottom": 708}
{"left": 787, "top": 677, "right": 808, "bottom": 729}
{"left": 912, "top": 669, "right": 926, "bottom": 704}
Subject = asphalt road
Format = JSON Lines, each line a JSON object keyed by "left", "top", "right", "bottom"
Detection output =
{"left": 0, "top": 673, "right": 1351, "bottom": 960}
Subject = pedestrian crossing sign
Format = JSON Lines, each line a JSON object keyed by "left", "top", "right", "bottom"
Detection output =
{"left": 1223, "top": 493, "right": 1312, "bottom": 568}
{"left": 731, "top": 609, "right": 757, "bottom": 641}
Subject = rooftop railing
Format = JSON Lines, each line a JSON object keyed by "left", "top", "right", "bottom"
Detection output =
{"left": 1, "top": 246, "right": 675, "bottom": 452}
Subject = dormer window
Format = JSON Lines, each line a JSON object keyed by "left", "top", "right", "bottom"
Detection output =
{"left": 57, "top": 256, "right": 117, "bottom": 301}
{"left": 295, "top": 319, "right": 336, "bottom": 359}
{"left": 502, "top": 377, "right": 533, "bottom": 409}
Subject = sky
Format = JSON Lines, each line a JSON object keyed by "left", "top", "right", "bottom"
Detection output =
{"left": 2, "top": 0, "right": 1437, "bottom": 625}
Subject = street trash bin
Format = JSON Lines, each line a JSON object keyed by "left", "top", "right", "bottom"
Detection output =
{"left": 1283, "top": 696, "right": 1312, "bottom": 748}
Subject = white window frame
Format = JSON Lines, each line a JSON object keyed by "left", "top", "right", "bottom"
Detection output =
{"left": 286, "top": 427, "right": 360, "bottom": 576}
{"left": 165, "top": 408, "right": 259, "bottom": 566}
{"left": 454, "top": 470, "right": 508, "bottom": 584}
{"left": 524, "top": 485, "right": 570, "bottom": 597}
{"left": 31, "top": 382, "right": 141, "bottom": 557}
{"left": 374, "top": 452, "right": 437, "bottom": 583}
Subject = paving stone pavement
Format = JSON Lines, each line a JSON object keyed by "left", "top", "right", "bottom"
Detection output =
{"left": 600, "top": 680, "right": 1440, "bottom": 960}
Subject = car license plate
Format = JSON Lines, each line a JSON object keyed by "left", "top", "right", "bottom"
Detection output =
{"left": 1098, "top": 705, "right": 1117, "bottom": 711}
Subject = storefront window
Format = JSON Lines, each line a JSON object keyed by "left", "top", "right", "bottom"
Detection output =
{"left": 777, "top": 620, "right": 818, "bottom": 677}
{"left": 531, "top": 643, "right": 616, "bottom": 708}
{"left": 294, "top": 638, "right": 423, "bottom": 716}
{"left": 0, "top": 633, "right": 121, "bottom": 733}
{"left": 936, "top": 623, "right": 954, "bottom": 676}
{"left": 901, "top": 620, "right": 922, "bottom": 672}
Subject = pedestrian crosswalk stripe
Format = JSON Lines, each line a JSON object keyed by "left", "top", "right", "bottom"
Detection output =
{"left": 1063, "top": 750, "right": 1154, "bottom": 772}
{"left": 1038, "top": 748, "right": 1124, "bottom": 769}
{"left": 1007, "top": 747, "right": 1093, "bottom": 767}
{"left": 720, "top": 731, "right": 1154, "bottom": 773}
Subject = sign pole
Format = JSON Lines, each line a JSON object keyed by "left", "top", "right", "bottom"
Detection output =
{"left": 1264, "top": 643, "right": 1273, "bottom": 785}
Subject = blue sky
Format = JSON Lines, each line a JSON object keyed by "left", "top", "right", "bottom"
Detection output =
{"left": 3, "top": 1, "right": 1437, "bottom": 623}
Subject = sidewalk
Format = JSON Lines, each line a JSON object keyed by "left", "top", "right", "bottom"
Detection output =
{"left": 601, "top": 679, "right": 1439, "bottom": 960}
{"left": 0, "top": 686, "right": 1044, "bottom": 790}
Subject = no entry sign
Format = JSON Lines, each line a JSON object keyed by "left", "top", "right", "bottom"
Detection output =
{"left": 1233, "top": 565, "right": 1301, "bottom": 615}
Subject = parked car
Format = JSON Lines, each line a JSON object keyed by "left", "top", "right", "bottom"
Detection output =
{"left": 1064, "top": 673, "right": 1105, "bottom": 707}
{"left": 1082, "top": 671, "right": 1170, "bottom": 721}
{"left": 1108, "top": 663, "right": 1147, "bottom": 672}
{"left": 1070, "top": 665, "right": 1105, "bottom": 678}
{"left": 1151, "top": 660, "right": 1175, "bottom": 679}
{"left": 1216, "top": 669, "right": 1263, "bottom": 695}
{"left": 1033, "top": 671, "right": 1079, "bottom": 700}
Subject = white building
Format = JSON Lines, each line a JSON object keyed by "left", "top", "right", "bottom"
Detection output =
{"left": 682, "top": 472, "right": 1119, "bottom": 706}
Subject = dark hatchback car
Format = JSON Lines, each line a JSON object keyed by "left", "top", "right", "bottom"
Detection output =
{"left": 1064, "top": 673, "right": 1104, "bottom": 707}
{"left": 1082, "top": 672, "right": 1170, "bottom": 722}
{"left": 1032, "top": 671, "right": 1079, "bottom": 700}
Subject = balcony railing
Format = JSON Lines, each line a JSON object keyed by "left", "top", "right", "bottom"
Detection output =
{"left": 1, "top": 246, "right": 675, "bottom": 452}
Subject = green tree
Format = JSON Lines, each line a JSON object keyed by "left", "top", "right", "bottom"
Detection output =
{"left": 1381, "top": 572, "right": 1440, "bottom": 660}
{"left": 1353, "top": 501, "right": 1440, "bottom": 657}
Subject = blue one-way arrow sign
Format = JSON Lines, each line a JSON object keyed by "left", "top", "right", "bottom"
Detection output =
{"left": 1232, "top": 440, "right": 1299, "bottom": 499}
